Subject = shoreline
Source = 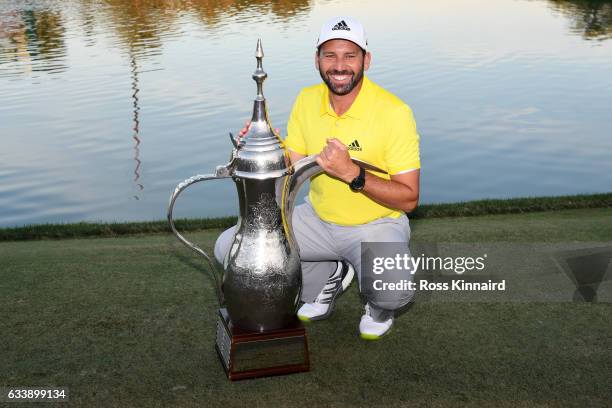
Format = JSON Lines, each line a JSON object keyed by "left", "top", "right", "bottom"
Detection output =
{"left": 1, "top": 192, "right": 610, "bottom": 241}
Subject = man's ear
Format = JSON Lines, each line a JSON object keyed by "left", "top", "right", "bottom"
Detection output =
{"left": 364, "top": 52, "right": 372, "bottom": 71}
{"left": 315, "top": 51, "right": 320, "bottom": 71}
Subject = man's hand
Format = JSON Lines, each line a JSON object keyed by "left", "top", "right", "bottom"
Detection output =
{"left": 316, "top": 138, "right": 360, "bottom": 183}
{"left": 237, "top": 121, "right": 250, "bottom": 140}
{"left": 315, "top": 138, "right": 420, "bottom": 212}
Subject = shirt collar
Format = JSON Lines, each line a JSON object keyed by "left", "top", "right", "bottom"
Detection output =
{"left": 320, "top": 75, "right": 372, "bottom": 120}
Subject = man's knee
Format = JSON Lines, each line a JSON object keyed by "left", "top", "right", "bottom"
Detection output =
{"left": 214, "top": 226, "right": 237, "bottom": 264}
{"left": 361, "top": 250, "right": 415, "bottom": 312}
{"left": 369, "top": 289, "right": 414, "bottom": 312}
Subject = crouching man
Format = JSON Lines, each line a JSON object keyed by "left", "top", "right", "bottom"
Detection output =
{"left": 215, "top": 16, "right": 420, "bottom": 339}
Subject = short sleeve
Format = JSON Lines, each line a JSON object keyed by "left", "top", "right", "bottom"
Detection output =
{"left": 385, "top": 104, "right": 421, "bottom": 174}
{"left": 284, "top": 93, "right": 307, "bottom": 155}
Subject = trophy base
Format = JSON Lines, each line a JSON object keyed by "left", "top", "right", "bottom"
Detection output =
{"left": 215, "top": 308, "right": 310, "bottom": 381}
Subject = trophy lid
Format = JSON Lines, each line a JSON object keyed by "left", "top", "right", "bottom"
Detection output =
{"left": 232, "top": 39, "right": 288, "bottom": 180}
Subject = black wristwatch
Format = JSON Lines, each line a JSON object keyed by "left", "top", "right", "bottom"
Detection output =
{"left": 349, "top": 166, "right": 366, "bottom": 192}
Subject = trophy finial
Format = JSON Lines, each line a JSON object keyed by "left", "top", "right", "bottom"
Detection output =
{"left": 252, "top": 39, "right": 267, "bottom": 103}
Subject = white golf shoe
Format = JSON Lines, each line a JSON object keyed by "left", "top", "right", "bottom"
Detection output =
{"left": 297, "top": 261, "right": 354, "bottom": 322}
{"left": 359, "top": 303, "right": 393, "bottom": 340}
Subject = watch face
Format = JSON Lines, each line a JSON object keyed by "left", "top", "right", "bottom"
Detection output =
{"left": 351, "top": 179, "right": 365, "bottom": 191}
{"left": 350, "top": 168, "right": 366, "bottom": 191}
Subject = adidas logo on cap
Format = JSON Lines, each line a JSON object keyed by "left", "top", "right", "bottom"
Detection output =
{"left": 348, "top": 139, "right": 362, "bottom": 151}
{"left": 332, "top": 20, "right": 351, "bottom": 31}
{"left": 317, "top": 17, "right": 367, "bottom": 51}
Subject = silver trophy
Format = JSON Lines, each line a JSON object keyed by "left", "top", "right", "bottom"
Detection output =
{"left": 167, "top": 40, "right": 384, "bottom": 380}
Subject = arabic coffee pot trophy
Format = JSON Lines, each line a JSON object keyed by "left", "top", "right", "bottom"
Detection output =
{"left": 168, "top": 40, "right": 315, "bottom": 380}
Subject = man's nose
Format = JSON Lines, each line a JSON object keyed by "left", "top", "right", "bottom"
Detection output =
{"left": 332, "top": 59, "right": 347, "bottom": 72}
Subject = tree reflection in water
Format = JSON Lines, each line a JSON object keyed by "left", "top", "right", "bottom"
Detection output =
{"left": 0, "top": 9, "right": 67, "bottom": 73}
{"left": 1, "top": 0, "right": 312, "bottom": 73}
{"left": 3, "top": 0, "right": 611, "bottom": 76}
{"left": 96, "top": 0, "right": 312, "bottom": 54}
{"left": 548, "top": 0, "right": 612, "bottom": 40}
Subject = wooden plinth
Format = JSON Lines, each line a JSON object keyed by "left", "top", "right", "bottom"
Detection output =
{"left": 215, "top": 308, "right": 310, "bottom": 381}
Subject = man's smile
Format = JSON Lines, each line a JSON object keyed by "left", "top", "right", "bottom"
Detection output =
{"left": 329, "top": 73, "right": 352, "bottom": 83}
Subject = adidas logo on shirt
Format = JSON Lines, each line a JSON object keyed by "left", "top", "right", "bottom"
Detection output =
{"left": 332, "top": 20, "right": 351, "bottom": 31}
{"left": 347, "top": 139, "right": 362, "bottom": 151}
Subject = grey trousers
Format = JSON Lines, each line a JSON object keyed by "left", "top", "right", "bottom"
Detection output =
{"left": 214, "top": 199, "right": 415, "bottom": 315}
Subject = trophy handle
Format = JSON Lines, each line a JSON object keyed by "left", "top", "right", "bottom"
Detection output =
{"left": 168, "top": 172, "right": 231, "bottom": 306}
{"left": 281, "top": 156, "right": 320, "bottom": 246}
{"left": 281, "top": 155, "right": 387, "bottom": 246}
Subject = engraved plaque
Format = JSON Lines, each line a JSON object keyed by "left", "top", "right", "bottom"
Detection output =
{"left": 215, "top": 317, "right": 231, "bottom": 370}
{"left": 214, "top": 308, "right": 310, "bottom": 381}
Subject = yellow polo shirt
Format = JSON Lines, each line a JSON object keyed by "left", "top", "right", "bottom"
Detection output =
{"left": 284, "top": 76, "right": 420, "bottom": 225}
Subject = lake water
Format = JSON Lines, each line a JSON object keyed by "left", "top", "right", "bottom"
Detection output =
{"left": 1, "top": 0, "right": 611, "bottom": 227}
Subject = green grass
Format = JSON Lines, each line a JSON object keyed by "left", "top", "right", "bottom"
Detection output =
{"left": 1, "top": 208, "right": 611, "bottom": 407}
{"left": 0, "top": 217, "right": 238, "bottom": 242}
{"left": 411, "top": 191, "right": 612, "bottom": 218}
{"left": 1, "top": 192, "right": 611, "bottom": 241}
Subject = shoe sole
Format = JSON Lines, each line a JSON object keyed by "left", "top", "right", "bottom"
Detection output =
{"left": 297, "top": 262, "right": 355, "bottom": 322}
{"left": 360, "top": 326, "right": 392, "bottom": 341}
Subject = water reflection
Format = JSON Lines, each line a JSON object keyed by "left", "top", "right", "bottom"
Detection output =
{"left": 187, "top": 0, "right": 312, "bottom": 23}
{"left": 130, "top": 47, "right": 144, "bottom": 200}
{"left": 1, "top": 0, "right": 313, "bottom": 72}
{"left": 102, "top": 0, "right": 166, "bottom": 55}
{"left": 0, "top": 9, "right": 67, "bottom": 74}
{"left": 1, "top": 0, "right": 611, "bottom": 227}
{"left": 98, "top": 0, "right": 311, "bottom": 53}
{"left": 548, "top": 0, "right": 612, "bottom": 40}
{"left": 2, "top": 0, "right": 610, "bottom": 78}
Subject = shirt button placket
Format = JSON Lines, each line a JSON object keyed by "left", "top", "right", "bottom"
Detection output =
{"left": 331, "top": 118, "right": 339, "bottom": 138}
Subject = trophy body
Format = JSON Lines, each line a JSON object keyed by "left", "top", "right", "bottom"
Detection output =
{"left": 224, "top": 177, "right": 302, "bottom": 332}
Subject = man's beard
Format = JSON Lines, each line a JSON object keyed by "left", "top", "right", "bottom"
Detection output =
{"left": 320, "top": 61, "right": 365, "bottom": 96}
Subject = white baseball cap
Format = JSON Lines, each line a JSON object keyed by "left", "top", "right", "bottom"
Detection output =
{"left": 316, "top": 16, "right": 368, "bottom": 51}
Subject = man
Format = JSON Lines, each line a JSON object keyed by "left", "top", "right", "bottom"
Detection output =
{"left": 215, "top": 16, "right": 420, "bottom": 339}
